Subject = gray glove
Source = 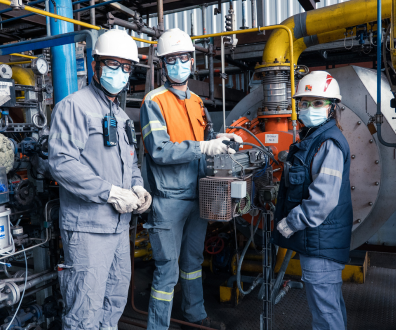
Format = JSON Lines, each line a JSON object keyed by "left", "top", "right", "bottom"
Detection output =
{"left": 108, "top": 185, "right": 141, "bottom": 214}
{"left": 277, "top": 218, "right": 294, "bottom": 238}
{"left": 132, "top": 186, "right": 152, "bottom": 214}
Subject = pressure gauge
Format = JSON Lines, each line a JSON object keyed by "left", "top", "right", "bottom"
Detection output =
{"left": 0, "top": 64, "right": 12, "bottom": 79}
{"left": 31, "top": 57, "right": 49, "bottom": 75}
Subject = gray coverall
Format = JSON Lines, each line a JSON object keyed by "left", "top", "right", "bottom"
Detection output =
{"left": 286, "top": 140, "right": 347, "bottom": 330}
{"left": 49, "top": 82, "right": 143, "bottom": 330}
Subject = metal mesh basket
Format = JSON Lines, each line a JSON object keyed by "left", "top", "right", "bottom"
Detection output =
{"left": 199, "top": 177, "right": 252, "bottom": 222}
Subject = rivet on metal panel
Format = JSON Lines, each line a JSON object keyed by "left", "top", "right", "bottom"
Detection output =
{"left": 368, "top": 202, "right": 373, "bottom": 206}
{"left": 351, "top": 155, "right": 356, "bottom": 159}
{"left": 375, "top": 160, "right": 379, "bottom": 164}
{"left": 351, "top": 186, "right": 355, "bottom": 190}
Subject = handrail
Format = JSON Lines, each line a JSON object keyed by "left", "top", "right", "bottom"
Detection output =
{"left": 10, "top": 53, "right": 37, "bottom": 59}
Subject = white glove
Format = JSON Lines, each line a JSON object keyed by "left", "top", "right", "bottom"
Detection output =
{"left": 132, "top": 186, "right": 152, "bottom": 214}
{"left": 107, "top": 185, "right": 141, "bottom": 214}
{"left": 199, "top": 137, "right": 236, "bottom": 156}
{"left": 216, "top": 133, "right": 243, "bottom": 145}
{"left": 277, "top": 218, "right": 294, "bottom": 239}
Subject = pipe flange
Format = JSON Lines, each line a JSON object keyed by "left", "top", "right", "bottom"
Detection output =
{"left": 254, "top": 66, "right": 291, "bottom": 74}
{"left": 258, "top": 110, "right": 292, "bottom": 116}
{"left": 4, "top": 281, "right": 20, "bottom": 306}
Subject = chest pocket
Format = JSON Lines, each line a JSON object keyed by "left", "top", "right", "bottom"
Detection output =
{"left": 287, "top": 166, "right": 306, "bottom": 203}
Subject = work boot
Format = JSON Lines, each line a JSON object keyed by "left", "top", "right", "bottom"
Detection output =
{"left": 181, "top": 317, "right": 226, "bottom": 330}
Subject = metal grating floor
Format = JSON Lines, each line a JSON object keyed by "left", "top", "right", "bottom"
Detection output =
{"left": 120, "top": 263, "right": 396, "bottom": 330}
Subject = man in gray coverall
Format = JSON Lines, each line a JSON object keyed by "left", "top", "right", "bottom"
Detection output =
{"left": 48, "top": 29, "right": 152, "bottom": 330}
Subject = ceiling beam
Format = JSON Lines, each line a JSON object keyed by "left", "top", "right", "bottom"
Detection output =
{"left": 0, "top": 4, "right": 46, "bottom": 25}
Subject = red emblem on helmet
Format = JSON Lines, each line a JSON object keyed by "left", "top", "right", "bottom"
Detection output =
{"left": 324, "top": 74, "right": 333, "bottom": 92}
{"left": 305, "top": 85, "right": 312, "bottom": 92}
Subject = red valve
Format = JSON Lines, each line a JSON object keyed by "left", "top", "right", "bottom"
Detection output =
{"left": 205, "top": 236, "right": 225, "bottom": 255}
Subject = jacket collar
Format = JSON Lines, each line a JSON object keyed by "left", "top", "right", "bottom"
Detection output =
{"left": 164, "top": 81, "right": 191, "bottom": 100}
{"left": 89, "top": 80, "right": 120, "bottom": 114}
{"left": 297, "top": 119, "right": 336, "bottom": 151}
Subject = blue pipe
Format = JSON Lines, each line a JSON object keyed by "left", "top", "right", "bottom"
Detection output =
{"left": 72, "top": 0, "right": 90, "bottom": 5}
{"left": 375, "top": 0, "right": 396, "bottom": 147}
{"left": 73, "top": 0, "right": 120, "bottom": 13}
{"left": 0, "top": 13, "right": 35, "bottom": 24}
{"left": 50, "top": 0, "right": 78, "bottom": 104}
{"left": 0, "top": 30, "right": 96, "bottom": 83}
{"left": 0, "top": 0, "right": 44, "bottom": 14}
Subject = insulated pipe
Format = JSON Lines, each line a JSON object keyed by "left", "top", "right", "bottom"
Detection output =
{"left": 260, "top": 0, "right": 391, "bottom": 67}
{"left": 375, "top": 0, "right": 396, "bottom": 147}
{"left": 89, "top": 0, "right": 95, "bottom": 25}
{"left": 49, "top": 0, "right": 78, "bottom": 104}
{"left": 157, "top": 0, "right": 164, "bottom": 31}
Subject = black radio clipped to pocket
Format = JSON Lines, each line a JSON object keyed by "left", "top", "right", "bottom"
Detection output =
{"left": 125, "top": 119, "right": 137, "bottom": 145}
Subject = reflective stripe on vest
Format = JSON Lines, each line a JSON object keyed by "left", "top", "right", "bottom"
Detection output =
{"left": 180, "top": 268, "right": 202, "bottom": 280}
{"left": 150, "top": 287, "right": 174, "bottom": 302}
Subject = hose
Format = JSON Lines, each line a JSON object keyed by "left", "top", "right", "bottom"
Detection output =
{"left": 236, "top": 215, "right": 262, "bottom": 295}
{"left": 5, "top": 245, "right": 27, "bottom": 330}
{"left": 226, "top": 125, "right": 267, "bottom": 150}
{"left": 274, "top": 280, "right": 303, "bottom": 305}
{"left": 270, "top": 249, "right": 293, "bottom": 303}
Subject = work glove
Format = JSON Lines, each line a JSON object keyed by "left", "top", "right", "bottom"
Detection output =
{"left": 108, "top": 185, "right": 141, "bottom": 214}
{"left": 216, "top": 133, "right": 243, "bottom": 145}
{"left": 277, "top": 218, "right": 294, "bottom": 239}
{"left": 199, "top": 137, "right": 236, "bottom": 156}
{"left": 132, "top": 186, "right": 152, "bottom": 214}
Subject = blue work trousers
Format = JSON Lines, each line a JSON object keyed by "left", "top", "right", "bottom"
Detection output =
{"left": 300, "top": 255, "right": 347, "bottom": 330}
{"left": 144, "top": 197, "right": 208, "bottom": 330}
{"left": 58, "top": 229, "right": 131, "bottom": 330}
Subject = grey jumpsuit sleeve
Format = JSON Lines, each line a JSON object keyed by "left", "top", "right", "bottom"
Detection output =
{"left": 131, "top": 151, "right": 143, "bottom": 187}
{"left": 48, "top": 98, "right": 112, "bottom": 204}
{"left": 286, "top": 140, "right": 344, "bottom": 232}
{"left": 140, "top": 99, "right": 202, "bottom": 165}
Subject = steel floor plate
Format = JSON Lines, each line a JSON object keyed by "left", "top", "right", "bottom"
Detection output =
{"left": 120, "top": 263, "right": 396, "bottom": 330}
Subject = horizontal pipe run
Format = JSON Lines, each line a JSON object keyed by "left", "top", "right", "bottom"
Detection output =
{"left": 0, "top": 0, "right": 156, "bottom": 44}
{"left": 74, "top": 0, "right": 120, "bottom": 13}
{"left": 1, "top": 13, "right": 35, "bottom": 24}
{"left": 0, "top": 0, "right": 44, "bottom": 13}
{"left": 0, "top": 60, "right": 31, "bottom": 65}
{"left": 10, "top": 53, "right": 37, "bottom": 59}
{"left": 196, "top": 66, "right": 244, "bottom": 76}
{"left": 194, "top": 44, "right": 209, "bottom": 53}
{"left": 72, "top": 0, "right": 90, "bottom": 5}
{"left": 107, "top": 13, "right": 160, "bottom": 39}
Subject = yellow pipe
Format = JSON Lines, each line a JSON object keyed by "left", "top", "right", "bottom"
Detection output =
{"left": 261, "top": 0, "right": 391, "bottom": 67}
{"left": 0, "top": 0, "right": 156, "bottom": 45}
{"left": 1, "top": 61, "right": 31, "bottom": 65}
{"left": 10, "top": 53, "right": 37, "bottom": 59}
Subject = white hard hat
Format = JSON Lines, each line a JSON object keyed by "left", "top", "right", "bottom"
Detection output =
{"left": 293, "top": 71, "right": 342, "bottom": 101}
{"left": 157, "top": 28, "right": 195, "bottom": 57}
{"left": 92, "top": 29, "right": 139, "bottom": 63}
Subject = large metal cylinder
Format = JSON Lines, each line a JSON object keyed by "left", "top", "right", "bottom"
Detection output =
{"left": 49, "top": 0, "right": 78, "bottom": 104}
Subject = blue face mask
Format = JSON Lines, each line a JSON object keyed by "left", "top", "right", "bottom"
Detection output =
{"left": 166, "top": 58, "right": 191, "bottom": 83}
{"left": 298, "top": 107, "right": 328, "bottom": 127}
{"left": 100, "top": 66, "right": 130, "bottom": 95}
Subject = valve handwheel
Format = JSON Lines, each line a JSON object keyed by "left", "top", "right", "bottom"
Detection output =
{"left": 205, "top": 236, "right": 225, "bottom": 255}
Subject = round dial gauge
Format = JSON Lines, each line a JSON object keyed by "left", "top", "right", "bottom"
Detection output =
{"left": 32, "top": 57, "right": 49, "bottom": 75}
{"left": 0, "top": 64, "right": 12, "bottom": 79}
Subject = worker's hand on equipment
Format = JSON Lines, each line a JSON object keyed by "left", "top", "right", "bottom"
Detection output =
{"left": 108, "top": 185, "right": 141, "bottom": 214}
{"left": 199, "top": 137, "right": 235, "bottom": 156}
{"left": 277, "top": 218, "right": 294, "bottom": 238}
{"left": 216, "top": 133, "right": 243, "bottom": 144}
{"left": 132, "top": 186, "right": 152, "bottom": 214}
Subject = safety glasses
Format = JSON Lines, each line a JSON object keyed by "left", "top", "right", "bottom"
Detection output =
{"left": 100, "top": 59, "right": 134, "bottom": 73}
{"left": 164, "top": 53, "right": 191, "bottom": 65}
{"left": 298, "top": 99, "right": 332, "bottom": 110}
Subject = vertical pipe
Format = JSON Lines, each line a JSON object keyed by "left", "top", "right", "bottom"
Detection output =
{"left": 241, "top": 0, "right": 247, "bottom": 28}
{"left": 251, "top": 0, "right": 257, "bottom": 28}
{"left": 183, "top": 11, "right": 187, "bottom": 32}
{"left": 221, "top": 36, "right": 226, "bottom": 133}
{"left": 287, "top": 0, "right": 293, "bottom": 18}
{"left": 45, "top": 0, "right": 51, "bottom": 35}
{"left": 49, "top": 0, "right": 78, "bottom": 104}
{"left": 208, "top": 41, "right": 214, "bottom": 104}
{"left": 264, "top": 0, "right": 270, "bottom": 26}
{"left": 202, "top": 4, "right": 208, "bottom": 69}
{"left": 89, "top": 0, "right": 95, "bottom": 25}
{"left": 377, "top": 0, "right": 381, "bottom": 115}
{"left": 157, "top": 0, "right": 164, "bottom": 31}
{"left": 191, "top": 12, "right": 197, "bottom": 79}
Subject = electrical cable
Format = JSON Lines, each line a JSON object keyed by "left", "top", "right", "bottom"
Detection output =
{"left": 236, "top": 215, "right": 262, "bottom": 295}
{"left": 5, "top": 244, "right": 27, "bottom": 330}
